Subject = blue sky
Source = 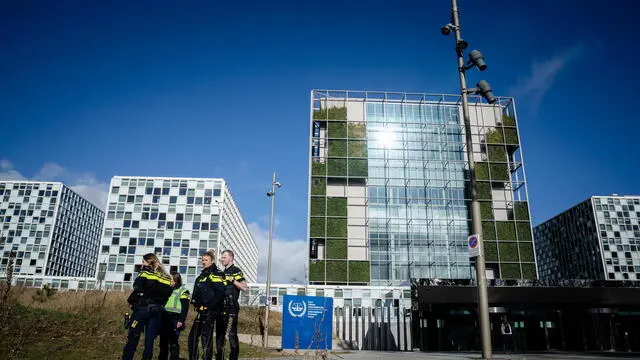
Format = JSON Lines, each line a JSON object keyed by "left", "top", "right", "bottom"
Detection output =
{"left": 2, "top": 1, "right": 639, "bottom": 281}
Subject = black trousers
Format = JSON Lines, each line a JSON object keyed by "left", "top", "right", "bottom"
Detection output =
{"left": 121, "top": 304, "right": 162, "bottom": 360}
{"left": 159, "top": 312, "right": 183, "bottom": 360}
{"left": 188, "top": 310, "right": 216, "bottom": 360}
{"left": 215, "top": 309, "right": 239, "bottom": 360}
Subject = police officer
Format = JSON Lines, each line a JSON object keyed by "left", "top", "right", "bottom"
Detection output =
{"left": 122, "top": 253, "right": 173, "bottom": 360}
{"left": 216, "top": 249, "right": 248, "bottom": 360}
{"left": 159, "top": 271, "right": 190, "bottom": 360}
{"left": 188, "top": 249, "right": 226, "bottom": 360}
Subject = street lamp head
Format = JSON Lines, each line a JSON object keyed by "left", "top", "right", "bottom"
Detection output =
{"left": 274, "top": 182, "right": 282, "bottom": 188}
{"left": 468, "top": 50, "right": 487, "bottom": 71}
{"left": 476, "top": 80, "right": 497, "bottom": 104}
{"left": 266, "top": 191, "right": 274, "bottom": 197}
{"left": 441, "top": 23, "right": 456, "bottom": 35}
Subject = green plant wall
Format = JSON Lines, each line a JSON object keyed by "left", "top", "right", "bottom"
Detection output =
{"left": 521, "top": 263, "right": 537, "bottom": 279}
{"left": 483, "top": 221, "right": 497, "bottom": 240}
{"left": 488, "top": 145, "right": 507, "bottom": 162}
{"left": 328, "top": 122, "right": 347, "bottom": 138}
{"left": 514, "top": 202, "right": 529, "bottom": 220}
{"left": 326, "top": 218, "right": 347, "bottom": 238}
{"left": 349, "top": 261, "right": 370, "bottom": 283}
{"left": 326, "top": 239, "right": 347, "bottom": 259}
{"left": 313, "top": 107, "right": 347, "bottom": 120}
{"left": 496, "top": 221, "right": 516, "bottom": 240}
{"left": 309, "top": 260, "right": 325, "bottom": 281}
{"left": 311, "top": 178, "right": 326, "bottom": 195}
{"left": 312, "top": 163, "right": 326, "bottom": 176}
{"left": 501, "top": 263, "right": 521, "bottom": 279}
{"left": 327, "top": 158, "right": 347, "bottom": 176}
{"left": 348, "top": 159, "right": 368, "bottom": 177}
{"left": 499, "top": 242, "right": 519, "bottom": 261}
{"left": 347, "top": 140, "right": 367, "bottom": 158}
{"left": 476, "top": 163, "right": 489, "bottom": 180}
{"left": 326, "top": 260, "right": 348, "bottom": 281}
{"left": 310, "top": 217, "right": 325, "bottom": 238}
{"left": 310, "top": 197, "right": 326, "bottom": 216}
{"left": 480, "top": 201, "right": 493, "bottom": 220}
{"left": 518, "top": 242, "right": 535, "bottom": 262}
{"left": 516, "top": 222, "right": 532, "bottom": 241}
{"left": 327, "top": 197, "right": 347, "bottom": 217}
{"left": 328, "top": 140, "right": 347, "bottom": 157}
{"left": 348, "top": 123, "right": 366, "bottom": 138}
{"left": 484, "top": 241, "right": 498, "bottom": 262}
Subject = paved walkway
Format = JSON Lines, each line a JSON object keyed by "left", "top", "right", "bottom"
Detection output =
{"left": 244, "top": 350, "right": 640, "bottom": 360}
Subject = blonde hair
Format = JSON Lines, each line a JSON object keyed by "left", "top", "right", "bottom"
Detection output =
{"left": 202, "top": 248, "right": 216, "bottom": 261}
{"left": 143, "top": 253, "right": 169, "bottom": 277}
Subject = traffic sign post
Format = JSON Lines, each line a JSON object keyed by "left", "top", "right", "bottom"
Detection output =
{"left": 468, "top": 234, "right": 481, "bottom": 258}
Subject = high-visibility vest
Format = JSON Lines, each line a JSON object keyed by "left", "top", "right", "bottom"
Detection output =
{"left": 164, "top": 286, "right": 189, "bottom": 314}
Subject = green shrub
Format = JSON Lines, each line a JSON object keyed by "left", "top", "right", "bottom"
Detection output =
{"left": 498, "top": 242, "right": 519, "bottom": 261}
{"left": 311, "top": 177, "right": 326, "bottom": 195}
{"left": 326, "top": 218, "right": 347, "bottom": 238}
{"left": 489, "top": 163, "right": 509, "bottom": 181}
{"left": 327, "top": 197, "right": 347, "bottom": 217}
{"left": 485, "top": 129, "right": 504, "bottom": 144}
{"left": 309, "top": 260, "right": 325, "bottom": 281}
{"left": 349, "top": 261, "right": 370, "bottom": 283}
{"left": 327, "top": 158, "right": 347, "bottom": 176}
{"left": 326, "top": 239, "right": 347, "bottom": 259}
{"left": 310, "top": 217, "right": 325, "bottom": 238}
{"left": 310, "top": 197, "right": 326, "bottom": 216}
{"left": 347, "top": 140, "right": 367, "bottom": 158}
{"left": 480, "top": 201, "right": 493, "bottom": 220}
{"left": 496, "top": 221, "right": 516, "bottom": 240}
{"left": 521, "top": 263, "right": 537, "bottom": 279}
{"left": 328, "top": 140, "right": 347, "bottom": 157}
{"left": 488, "top": 145, "right": 507, "bottom": 162}
{"left": 328, "top": 121, "right": 347, "bottom": 138}
{"left": 483, "top": 241, "right": 498, "bottom": 262}
{"left": 518, "top": 242, "right": 535, "bottom": 262}
{"left": 326, "top": 261, "right": 348, "bottom": 282}
{"left": 500, "top": 263, "right": 521, "bottom": 279}
{"left": 313, "top": 107, "right": 347, "bottom": 120}
{"left": 348, "top": 159, "right": 368, "bottom": 177}
{"left": 476, "top": 162, "right": 489, "bottom": 180}
{"left": 517, "top": 222, "right": 532, "bottom": 241}
{"left": 514, "top": 201, "right": 529, "bottom": 220}
{"left": 348, "top": 122, "right": 366, "bottom": 138}
{"left": 482, "top": 221, "right": 496, "bottom": 240}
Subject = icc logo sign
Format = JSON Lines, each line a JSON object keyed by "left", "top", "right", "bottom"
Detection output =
{"left": 288, "top": 300, "right": 307, "bottom": 318}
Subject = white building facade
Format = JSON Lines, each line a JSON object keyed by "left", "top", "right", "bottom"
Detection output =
{"left": 0, "top": 181, "right": 104, "bottom": 279}
{"left": 98, "top": 176, "right": 258, "bottom": 289}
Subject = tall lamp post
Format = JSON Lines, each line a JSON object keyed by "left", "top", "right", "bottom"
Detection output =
{"left": 441, "top": 0, "right": 497, "bottom": 358}
{"left": 263, "top": 172, "right": 282, "bottom": 348}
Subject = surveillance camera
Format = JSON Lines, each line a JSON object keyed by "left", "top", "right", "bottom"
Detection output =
{"left": 440, "top": 23, "right": 455, "bottom": 36}
{"left": 468, "top": 50, "right": 487, "bottom": 71}
{"left": 477, "top": 80, "right": 497, "bottom": 104}
{"left": 274, "top": 182, "right": 282, "bottom": 188}
{"left": 267, "top": 191, "right": 274, "bottom": 197}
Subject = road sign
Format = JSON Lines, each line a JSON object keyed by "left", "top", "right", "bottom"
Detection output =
{"left": 282, "top": 294, "right": 333, "bottom": 350}
{"left": 468, "top": 234, "right": 481, "bottom": 258}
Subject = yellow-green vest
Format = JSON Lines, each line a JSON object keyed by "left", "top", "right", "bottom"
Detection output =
{"left": 164, "top": 286, "right": 189, "bottom": 314}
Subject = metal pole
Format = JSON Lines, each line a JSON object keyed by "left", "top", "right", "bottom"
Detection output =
{"left": 263, "top": 172, "right": 277, "bottom": 348}
{"left": 450, "top": 0, "right": 492, "bottom": 358}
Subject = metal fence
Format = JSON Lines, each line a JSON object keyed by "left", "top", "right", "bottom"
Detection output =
{"left": 333, "top": 306, "right": 413, "bottom": 351}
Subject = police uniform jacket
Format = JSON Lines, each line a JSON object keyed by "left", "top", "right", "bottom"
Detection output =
{"left": 191, "top": 265, "right": 226, "bottom": 312}
{"left": 127, "top": 265, "right": 173, "bottom": 308}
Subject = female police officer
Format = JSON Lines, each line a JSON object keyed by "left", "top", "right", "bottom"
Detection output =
{"left": 188, "top": 249, "right": 226, "bottom": 360}
{"left": 122, "top": 253, "right": 173, "bottom": 360}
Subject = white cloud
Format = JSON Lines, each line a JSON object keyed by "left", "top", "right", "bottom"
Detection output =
{"left": 509, "top": 43, "right": 584, "bottom": 114}
{"left": 0, "top": 160, "right": 109, "bottom": 210}
{"left": 248, "top": 222, "right": 307, "bottom": 284}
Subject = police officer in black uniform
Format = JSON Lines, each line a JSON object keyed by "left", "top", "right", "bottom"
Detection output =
{"left": 122, "top": 253, "right": 173, "bottom": 360}
{"left": 188, "top": 249, "right": 226, "bottom": 360}
{"left": 216, "top": 249, "right": 248, "bottom": 360}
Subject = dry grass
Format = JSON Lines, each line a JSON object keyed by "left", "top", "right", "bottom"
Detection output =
{"left": 0, "top": 286, "right": 284, "bottom": 360}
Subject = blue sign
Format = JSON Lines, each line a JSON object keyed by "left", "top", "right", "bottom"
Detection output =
{"left": 282, "top": 294, "right": 333, "bottom": 350}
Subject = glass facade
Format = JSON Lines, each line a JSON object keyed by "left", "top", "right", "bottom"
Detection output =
{"left": 308, "top": 90, "right": 536, "bottom": 286}
{"left": 534, "top": 196, "right": 640, "bottom": 281}
{"left": 99, "top": 176, "right": 258, "bottom": 290}
{"left": 0, "top": 181, "right": 104, "bottom": 279}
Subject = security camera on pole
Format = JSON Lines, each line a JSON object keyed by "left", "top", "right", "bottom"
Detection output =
{"left": 442, "top": 0, "right": 494, "bottom": 358}
{"left": 263, "top": 172, "right": 282, "bottom": 349}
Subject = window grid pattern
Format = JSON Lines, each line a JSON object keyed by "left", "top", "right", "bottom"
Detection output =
{"left": 99, "top": 177, "right": 257, "bottom": 289}
{"left": 0, "top": 181, "right": 103, "bottom": 278}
